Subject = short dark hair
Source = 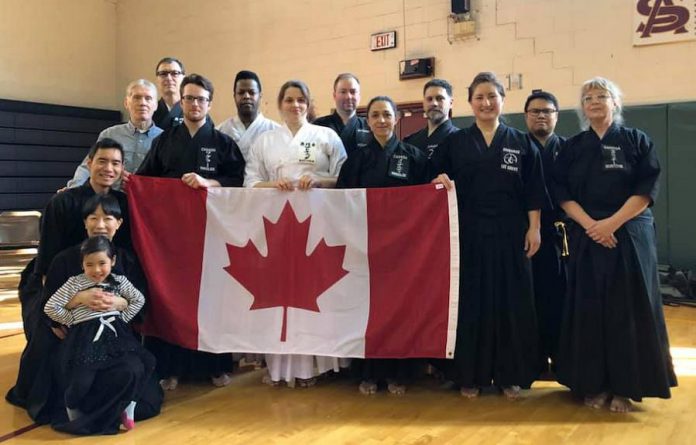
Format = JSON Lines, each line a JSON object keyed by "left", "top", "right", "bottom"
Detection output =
{"left": 423, "top": 79, "right": 453, "bottom": 97}
{"left": 234, "top": 70, "right": 262, "bottom": 92}
{"left": 80, "top": 235, "right": 116, "bottom": 261}
{"left": 524, "top": 89, "right": 559, "bottom": 112}
{"left": 87, "top": 138, "right": 124, "bottom": 161}
{"left": 333, "top": 73, "right": 360, "bottom": 92}
{"left": 180, "top": 74, "right": 214, "bottom": 102}
{"left": 155, "top": 57, "right": 185, "bottom": 74}
{"left": 82, "top": 194, "right": 123, "bottom": 220}
{"left": 366, "top": 95, "right": 397, "bottom": 116}
{"left": 467, "top": 72, "right": 506, "bottom": 102}
{"left": 277, "top": 80, "right": 311, "bottom": 108}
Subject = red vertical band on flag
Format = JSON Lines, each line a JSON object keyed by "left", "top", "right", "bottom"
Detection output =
{"left": 364, "top": 184, "right": 451, "bottom": 358}
{"left": 127, "top": 176, "right": 207, "bottom": 350}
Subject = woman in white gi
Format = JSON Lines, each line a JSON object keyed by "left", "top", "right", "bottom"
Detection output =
{"left": 245, "top": 80, "right": 347, "bottom": 387}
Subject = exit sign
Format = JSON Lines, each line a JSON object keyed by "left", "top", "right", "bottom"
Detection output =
{"left": 371, "top": 31, "right": 396, "bottom": 51}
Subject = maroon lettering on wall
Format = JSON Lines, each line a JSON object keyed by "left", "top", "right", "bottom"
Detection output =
{"left": 636, "top": 0, "right": 690, "bottom": 38}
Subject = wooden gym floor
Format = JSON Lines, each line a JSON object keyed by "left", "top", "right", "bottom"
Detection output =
{"left": 0, "top": 273, "right": 694, "bottom": 444}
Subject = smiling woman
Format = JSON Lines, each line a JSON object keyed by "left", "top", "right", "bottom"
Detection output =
{"left": 552, "top": 77, "right": 677, "bottom": 413}
{"left": 6, "top": 194, "right": 162, "bottom": 435}
{"left": 243, "top": 79, "right": 348, "bottom": 387}
{"left": 430, "top": 72, "right": 545, "bottom": 401}
{"left": 336, "top": 95, "right": 429, "bottom": 395}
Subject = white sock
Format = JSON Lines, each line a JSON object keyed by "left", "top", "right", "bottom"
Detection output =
{"left": 124, "top": 401, "right": 136, "bottom": 420}
{"left": 66, "top": 407, "right": 83, "bottom": 421}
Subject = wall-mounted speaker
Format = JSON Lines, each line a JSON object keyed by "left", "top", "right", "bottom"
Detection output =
{"left": 399, "top": 58, "right": 434, "bottom": 80}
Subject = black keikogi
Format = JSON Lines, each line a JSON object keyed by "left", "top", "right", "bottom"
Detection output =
{"left": 137, "top": 119, "right": 244, "bottom": 187}
{"left": 314, "top": 111, "right": 371, "bottom": 155}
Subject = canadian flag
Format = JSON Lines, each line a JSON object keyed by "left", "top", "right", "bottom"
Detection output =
{"left": 128, "top": 176, "right": 459, "bottom": 359}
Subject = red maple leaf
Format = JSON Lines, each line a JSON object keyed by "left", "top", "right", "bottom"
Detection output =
{"left": 223, "top": 201, "right": 348, "bottom": 342}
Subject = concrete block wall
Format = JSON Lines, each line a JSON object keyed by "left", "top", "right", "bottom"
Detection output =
{"left": 0, "top": 0, "right": 118, "bottom": 110}
{"left": 1, "top": 0, "right": 694, "bottom": 120}
{"left": 111, "top": 0, "right": 696, "bottom": 123}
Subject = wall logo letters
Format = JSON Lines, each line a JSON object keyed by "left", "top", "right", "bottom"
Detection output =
{"left": 634, "top": 0, "right": 696, "bottom": 45}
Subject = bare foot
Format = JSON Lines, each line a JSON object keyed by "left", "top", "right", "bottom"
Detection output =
{"left": 159, "top": 377, "right": 179, "bottom": 391}
{"left": 297, "top": 377, "right": 317, "bottom": 388}
{"left": 211, "top": 373, "right": 232, "bottom": 387}
{"left": 359, "top": 380, "right": 377, "bottom": 395}
{"left": 502, "top": 385, "right": 521, "bottom": 400}
{"left": 460, "top": 387, "right": 480, "bottom": 399}
{"left": 261, "top": 373, "right": 280, "bottom": 387}
{"left": 584, "top": 392, "right": 610, "bottom": 409}
{"left": 609, "top": 396, "right": 634, "bottom": 413}
{"left": 387, "top": 381, "right": 406, "bottom": 395}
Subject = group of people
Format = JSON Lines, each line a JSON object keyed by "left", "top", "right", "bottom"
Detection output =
{"left": 4, "top": 55, "right": 676, "bottom": 436}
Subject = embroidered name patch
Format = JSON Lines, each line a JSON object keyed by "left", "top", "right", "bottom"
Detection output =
{"left": 199, "top": 147, "right": 217, "bottom": 172}
{"left": 500, "top": 147, "right": 520, "bottom": 172}
{"left": 602, "top": 144, "right": 625, "bottom": 170}
{"left": 298, "top": 141, "right": 317, "bottom": 164}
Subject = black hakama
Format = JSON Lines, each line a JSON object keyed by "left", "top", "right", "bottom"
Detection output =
{"left": 434, "top": 123, "right": 545, "bottom": 389}
{"left": 337, "top": 135, "right": 428, "bottom": 386}
{"left": 5, "top": 245, "right": 163, "bottom": 433}
{"left": 529, "top": 133, "right": 567, "bottom": 375}
{"left": 552, "top": 123, "right": 676, "bottom": 401}
{"left": 55, "top": 315, "right": 156, "bottom": 435}
{"left": 137, "top": 119, "right": 243, "bottom": 382}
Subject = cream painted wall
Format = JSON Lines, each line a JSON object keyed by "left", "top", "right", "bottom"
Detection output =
{"left": 115, "top": 0, "right": 696, "bottom": 123}
{"left": 3, "top": 0, "right": 694, "bottom": 116}
{"left": 0, "top": 0, "right": 119, "bottom": 109}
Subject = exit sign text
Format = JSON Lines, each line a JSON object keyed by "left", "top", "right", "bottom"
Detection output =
{"left": 370, "top": 31, "right": 396, "bottom": 51}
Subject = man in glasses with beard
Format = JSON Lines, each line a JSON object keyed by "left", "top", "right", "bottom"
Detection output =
{"left": 524, "top": 89, "right": 567, "bottom": 380}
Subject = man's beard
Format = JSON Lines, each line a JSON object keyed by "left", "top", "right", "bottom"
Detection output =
{"left": 427, "top": 109, "right": 446, "bottom": 125}
{"left": 185, "top": 113, "right": 206, "bottom": 123}
{"left": 532, "top": 126, "right": 552, "bottom": 139}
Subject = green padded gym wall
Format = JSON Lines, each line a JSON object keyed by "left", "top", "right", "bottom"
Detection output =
{"left": 451, "top": 101, "right": 695, "bottom": 269}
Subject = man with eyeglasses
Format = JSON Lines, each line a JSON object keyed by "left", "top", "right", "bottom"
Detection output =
{"left": 137, "top": 73, "right": 244, "bottom": 390}
{"left": 523, "top": 89, "right": 566, "bottom": 380}
{"left": 153, "top": 57, "right": 185, "bottom": 130}
{"left": 63, "top": 79, "right": 162, "bottom": 191}
{"left": 314, "top": 73, "right": 371, "bottom": 155}
{"left": 404, "top": 79, "right": 459, "bottom": 160}
{"left": 216, "top": 70, "right": 280, "bottom": 161}
{"left": 137, "top": 73, "right": 244, "bottom": 189}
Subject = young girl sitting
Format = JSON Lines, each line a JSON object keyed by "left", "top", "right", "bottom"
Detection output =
{"left": 44, "top": 235, "right": 153, "bottom": 433}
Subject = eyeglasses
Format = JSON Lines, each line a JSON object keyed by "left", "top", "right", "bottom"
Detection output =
{"left": 156, "top": 70, "right": 184, "bottom": 78}
{"left": 182, "top": 95, "right": 211, "bottom": 104}
{"left": 582, "top": 93, "right": 612, "bottom": 103}
{"left": 527, "top": 108, "right": 557, "bottom": 116}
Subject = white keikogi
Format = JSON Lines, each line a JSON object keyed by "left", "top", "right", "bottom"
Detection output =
{"left": 217, "top": 112, "right": 280, "bottom": 161}
{"left": 244, "top": 123, "right": 347, "bottom": 188}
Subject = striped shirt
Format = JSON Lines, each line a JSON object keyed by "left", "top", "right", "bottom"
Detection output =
{"left": 44, "top": 273, "right": 144, "bottom": 327}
